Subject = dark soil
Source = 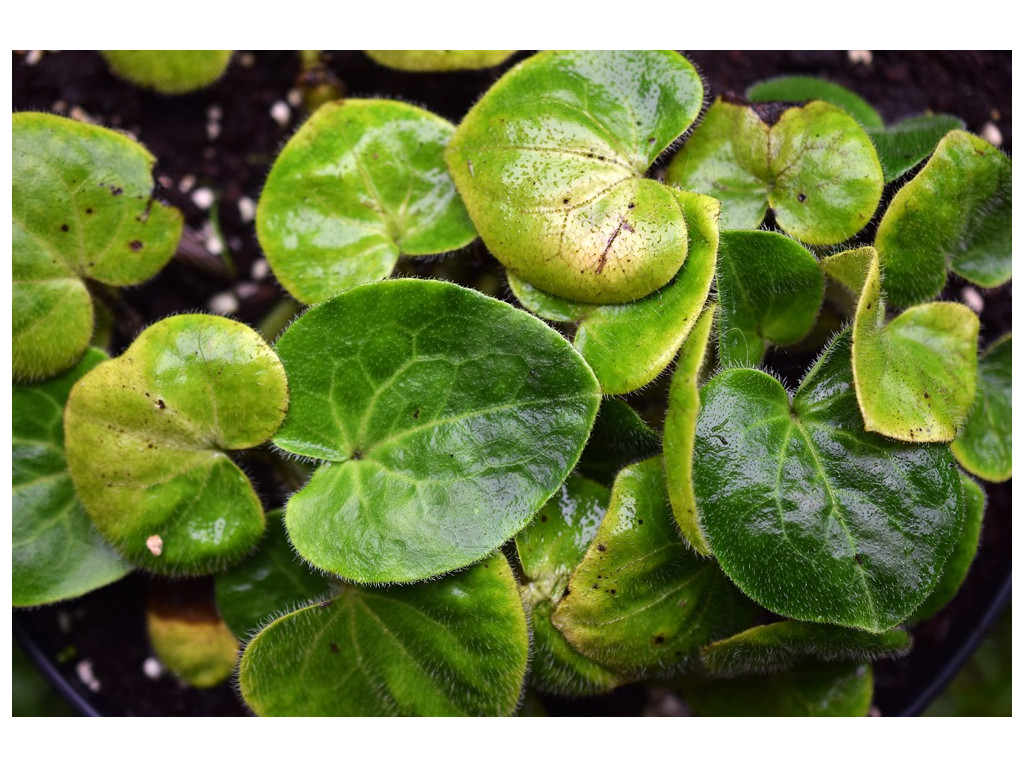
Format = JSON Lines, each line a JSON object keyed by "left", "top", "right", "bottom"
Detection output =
{"left": 12, "top": 50, "right": 1011, "bottom": 717}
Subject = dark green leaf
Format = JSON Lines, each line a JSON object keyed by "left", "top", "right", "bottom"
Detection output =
{"left": 952, "top": 334, "right": 1012, "bottom": 481}
{"left": 746, "top": 75, "right": 884, "bottom": 129}
{"left": 576, "top": 398, "right": 661, "bottom": 486}
{"left": 866, "top": 114, "right": 965, "bottom": 182}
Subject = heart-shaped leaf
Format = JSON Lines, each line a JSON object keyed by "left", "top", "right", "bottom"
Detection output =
{"left": 952, "top": 334, "right": 1012, "bottom": 481}
{"left": 692, "top": 329, "right": 965, "bottom": 631}
{"left": 515, "top": 477, "right": 621, "bottom": 695}
{"left": 257, "top": 100, "right": 477, "bottom": 305}
{"left": 447, "top": 50, "right": 704, "bottom": 304}
{"left": 746, "top": 75, "right": 884, "bottom": 129}
{"left": 701, "top": 621, "right": 910, "bottom": 678}
{"left": 682, "top": 662, "right": 874, "bottom": 717}
{"left": 64, "top": 315, "right": 288, "bottom": 575}
{"left": 666, "top": 98, "right": 883, "bottom": 245}
{"left": 911, "top": 473, "right": 985, "bottom": 623}
{"left": 575, "top": 398, "right": 661, "bottom": 487}
{"left": 823, "top": 247, "right": 978, "bottom": 442}
{"left": 101, "top": 50, "right": 232, "bottom": 94}
{"left": 663, "top": 305, "right": 717, "bottom": 556}
{"left": 875, "top": 130, "right": 1011, "bottom": 305}
{"left": 239, "top": 555, "right": 528, "bottom": 716}
{"left": 13, "top": 112, "right": 183, "bottom": 380}
{"left": 866, "top": 114, "right": 965, "bottom": 183}
{"left": 273, "top": 279, "right": 600, "bottom": 583}
{"left": 715, "top": 230, "right": 823, "bottom": 367}
{"left": 13, "top": 348, "right": 132, "bottom": 607}
{"left": 215, "top": 510, "right": 330, "bottom": 640}
{"left": 508, "top": 189, "right": 719, "bottom": 394}
{"left": 365, "top": 50, "right": 515, "bottom": 71}
{"left": 553, "top": 458, "right": 757, "bottom": 676}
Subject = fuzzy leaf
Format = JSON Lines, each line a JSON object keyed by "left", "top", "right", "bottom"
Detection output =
{"left": 823, "top": 247, "right": 978, "bottom": 442}
{"left": 715, "top": 230, "right": 823, "bottom": 367}
{"left": 64, "top": 315, "right": 288, "bottom": 575}
{"left": 746, "top": 75, "right": 884, "bottom": 129}
{"left": 13, "top": 112, "right": 183, "bottom": 380}
{"left": 257, "top": 100, "right": 476, "bottom": 305}
{"left": 693, "top": 329, "right": 965, "bottom": 632}
{"left": 553, "top": 458, "right": 757, "bottom": 676}
{"left": 447, "top": 50, "right": 704, "bottom": 304}
{"left": 684, "top": 662, "right": 874, "bottom": 717}
{"left": 147, "top": 586, "right": 239, "bottom": 689}
{"left": 239, "top": 555, "right": 528, "bottom": 716}
{"left": 215, "top": 510, "right": 330, "bottom": 640}
{"left": 952, "top": 335, "right": 1012, "bottom": 481}
{"left": 663, "top": 305, "right": 717, "bottom": 556}
{"left": 875, "top": 130, "right": 1011, "bottom": 305}
{"left": 365, "top": 50, "right": 515, "bottom": 71}
{"left": 13, "top": 349, "right": 132, "bottom": 607}
{"left": 866, "top": 114, "right": 965, "bottom": 183}
{"left": 666, "top": 98, "right": 883, "bottom": 245}
{"left": 273, "top": 279, "right": 600, "bottom": 584}
{"left": 102, "top": 50, "right": 232, "bottom": 94}
{"left": 576, "top": 398, "right": 661, "bottom": 486}
{"left": 701, "top": 620, "right": 910, "bottom": 678}
{"left": 515, "top": 477, "right": 621, "bottom": 695}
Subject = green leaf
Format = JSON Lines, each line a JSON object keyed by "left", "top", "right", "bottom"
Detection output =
{"left": 746, "top": 75, "right": 884, "bottom": 129}
{"left": 664, "top": 305, "right": 717, "bottom": 556}
{"left": 576, "top": 398, "right": 661, "bottom": 487}
{"left": 952, "top": 334, "right": 1012, "bottom": 481}
{"left": 823, "top": 247, "right": 978, "bottom": 442}
{"left": 13, "top": 112, "right": 183, "bottom": 380}
{"left": 693, "top": 329, "right": 965, "bottom": 632}
{"left": 239, "top": 555, "right": 528, "bottom": 716}
{"left": 257, "top": 100, "right": 477, "bottom": 305}
{"left": 715, "top": 230, "right": 823, "bottom": 367}
{"left": 508, "top": 189, "right": 719, "bottom": 394}
{"left": 552, "top": 458, "right": 757, "bottom": 676}
{"left": 507, "top": 270, "right": 595, "bottom": 324}
{"left": 365, "top": 50, "right": 515, "bottom": 71}
{"left": 875, "top": 130, "right": 1011, "bottom": 305}
{"left": 866, "top": 114, "right": 965, "bottom": 183}
{"left": 64, "top": 315, "right": 288, "bottom": 575}
{"left": 273, "top": 279, "right": 600, "bottom": 584}
{"left": 147, "top": 587, "right": 239, "bottom": 689}
{"left": 666, "top": 98, "right": 883, "bottom": 245}
{"left": 515, "top": 477, "right": 621, "bottom": 695}
{"left": 13, "top": 349, "right": 132, "bottom": 607}
{"left": 101, "top": 50, "right": 232, "bottom": 94}
{"left": 215, "top": 510, "right": 330, "bottom": 640}
{"left": 683, "top": 662, "right": 874, "bottom": 717}
{"left": 701, "top": 621, "right": 910, "bottom": 678}
{"left": 911, "top": 473, "right": 985, "bottom": 622}
{"left": 447, "top": 50, "right": 704, "bottom": 304}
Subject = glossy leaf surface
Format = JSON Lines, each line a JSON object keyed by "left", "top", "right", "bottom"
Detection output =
{"left": 274, "top": 279, "right": 600, "bottom": 583}
{"left": 215, "top": 510, "right": 330, "bottom": 640}
{"left": 715, "top": 230, "right": 823, "bottom": 367}
{"left": 553, "top": 458, "right": 756, "bottom": 675}
{"left": 13, "top": 349, "right": 131, "bottom": 607}
{"left": 13, "top": 112, "right": 183, "bottom": 380}
{"left": 823, "top": 247, "right": 978, "bottom": 442}
{"left": 684, "top": 662, "right": 873, "bottom": 717}
{"left": 515, "top": 477, "right": 621, "bottom": 695}
{"left": 952, "top": 335, "right": 1012, "bottom": 481}
{"left": 102, "top": 50, "right": 232, "bottom": 94}
{"left": 876, "top": 130, "right": 1011, "bottom": 305}
{"left": 365, "top": 50, "right": 515, "bottom": 71}
{"left": 257, "top": 100, "right": 476, "bottom": 305}
{"left": 447, "top": 50, "right": 704, "bottom": 304}
{"left": 911, "top": 474, "right": 985, "bottom": 622}
{"left": 701, "top": 620, "right": 910, "bottom": 678}
{"left": 693, "top": 330, "right": 965, "bottom": 631}
{"left": 663, "top": 305, "right": 716, "bottom": 556}
{"left": 576, "top": 398, "right": 661, "bottom": 486}
{"left": 239, "top": 556, "right": 528, "bottom": 716}
{"left": 866, "top": 114, "right": 965, "bottom": 182}
{"left": 666, "top": 98, "right": 883, "bottom": 244}
{"left": 64, "top": 315, "right": 288, "bottom": 575}
{"left": 746, "top": 75, "right": 884, "bottom": 129}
